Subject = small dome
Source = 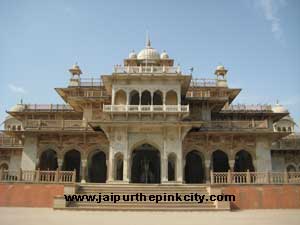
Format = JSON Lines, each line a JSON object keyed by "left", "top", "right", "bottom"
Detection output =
{"left": 9, "top": 104, "right": 25, "bottom": 112}
{"left": 282, "top": 115, "right": 295, "bottom": 123}
{"left": 137, "top": 38, "right": 160, "bottom": 60}
{"left": 216, "top": 65, "right": 225, "bottom": 70}
{"left": 272, "top": 103, "right": 288, "bottom": 113}
{"left": 129, "top": 50, "right": 137, "bottom": 59}
{"left": 215, "top": 65, "right": 228, "bottom": 76}
{"left": 160, "top": 50, "right": 169, "bottom": 59}
{"left": 137, "top": 47, "right": 160, "bottom": 60}
{"left": 72, "top": 64, "right": 80, "bottom": 70}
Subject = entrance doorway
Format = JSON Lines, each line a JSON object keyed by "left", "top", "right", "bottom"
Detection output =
{"left": 131, "top": 144, "right": 161, "bottom": 183}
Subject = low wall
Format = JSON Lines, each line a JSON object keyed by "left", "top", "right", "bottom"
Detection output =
{"left": 0, "top": 183, "right": 64, "bottom": 207}
{"left": 1, "top": 183, "right": 300, "bottom": 209}
{"left": 220, "top": 184, "right": 300, "bottom": 209}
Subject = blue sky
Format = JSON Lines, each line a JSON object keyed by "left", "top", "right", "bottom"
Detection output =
{"left": 0, "top": 0, "right": 299, "bottom": 128}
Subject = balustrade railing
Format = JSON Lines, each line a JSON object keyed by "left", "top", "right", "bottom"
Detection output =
{"left": 113, "top": 65, "right": 181, "bottom": 74}
{"left": 103, "top": 104, "right": 189, "bottom": 113}
{"left": 23, "top": 104, "right": 74, "bottom": 111}
{"left": 0, "top": 136, "right": 22, "bottom": 147}
{"left": 0, "top": 169, "right": 76, "bottom": 183}
{"left": 190, "top": 79, "right": 218, "bottom": 87}
{"left": 211, "top": 171, "right": 300, "bottom": 184}
{"left": 68, "top": 90, "right": 109, "bottom": 98}
{"left": 202, "top": 120, "right": 268, "bottom": 130}
{"left": 69, "top": 78, "right": 103, "bottom": 87}
{"left": 222, "top": 104, "right": 273, "bottom": 112}
{"left": 24, "top": 120, "right": 87, "bottom": 130}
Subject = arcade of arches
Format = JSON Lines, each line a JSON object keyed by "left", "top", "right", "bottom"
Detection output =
{"left": 37, "top": 146, "right": 255, "bottom": 184}
{"left": 114, "top": 89, "right": 178, "bottom": 106}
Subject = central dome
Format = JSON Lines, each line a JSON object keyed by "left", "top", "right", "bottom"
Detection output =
{"left": 137, "top": 39, "right": 160, "bottom": 60}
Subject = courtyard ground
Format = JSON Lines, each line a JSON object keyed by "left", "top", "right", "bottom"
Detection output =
{"left": 0, "top": 207, "right": 300, "bottom": 225}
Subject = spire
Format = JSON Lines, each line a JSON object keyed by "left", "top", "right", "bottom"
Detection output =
{"left": 146, "top": 31, "right": 151, "bottom": 48}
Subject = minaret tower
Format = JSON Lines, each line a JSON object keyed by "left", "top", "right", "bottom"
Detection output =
{"left": 68, "top": 63, "right": 82, "bottom": 86}
{"left": 214, "top": 65, "right": 228, "bottom": 87}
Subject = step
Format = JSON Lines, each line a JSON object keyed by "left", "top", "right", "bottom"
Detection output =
{"left": 54, "top": 184, "right": 230, "bottom": 211}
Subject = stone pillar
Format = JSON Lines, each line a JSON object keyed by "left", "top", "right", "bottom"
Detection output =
{"left": 107, "top": 146, "right": 114, "bottom": 183}
{"left": 150, "top": 92, "right": 153, "bottom": 105}
{"left": 163, "top": 92, "right": 166, "bottom": 105}
{"left": 177, "top": 91, "right": 181, "bottom": 105}
{"left": 229, "top": 159, "right": 235, "bottom": 171}
{"left": 21, "top": 135, "right": 38, "bottom": 170}
{"left": 256, "top": 137, "right": 272, "bottom": 172}
{"left": 112, "top": 88, "right": 115, "bottom": 105}
{"left": 81, "top": 159, "right": 87, "bottom": 183}
{"left": 179, "top": 158, "right": 184, "bottom": 183}
{"left": 161, "top": 156, "right": 168, "bottom": 183}
{"left": 204, "top": 159, "right": 211, "bottom": 183}
{"left": 57, "top": 158, "right": 63, "bottom": 170}
{"left": 126, "top": 91, "right": 130, "bottom": 105}
{"left": 123, "top": 155, "right": 129, "bottom": 183}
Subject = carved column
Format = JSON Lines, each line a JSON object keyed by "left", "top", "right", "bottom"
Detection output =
{"left": 161, "top": 156, "right": 168, "bottom": 183}
{"left": 123, "top": 155, "right": 129, "bottom": 183}
{"left": 57, "top": 158, "right": 63, "bottom": 170}
{"left": 204, "top": 159, "right": 211, "bottom": 183}
{"left": 107, "top": 145, "right": 114, "bottom": 183}
{"left": 126, "top": 90, "right": 130, "bottom": 105}
{"left": 81, "top": 159, "right": 87, "bottom": 183}
{"left": 229, "top": 159, "right": 235, "bottom": 171}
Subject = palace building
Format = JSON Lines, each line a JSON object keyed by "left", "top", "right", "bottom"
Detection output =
{"left": 0, "top": 39, "right": 300, "bottom": 210}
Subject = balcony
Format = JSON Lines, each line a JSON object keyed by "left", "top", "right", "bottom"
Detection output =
{"left": 190, "top": 78, "right": 218, "bottom": 87}
{"left": 68, "top": 90, "right": 109, "bottom": 98}
{"left": 24, "top": 104, "right": 73, "bottom": 112}
{"left": 103, "top": 104, "right": 189, "bottom": 113}
{"left": 113, "top": 65, "right": 181, "bottom": 74}
{"left": 23, "top": 120, "right": 88, "bottom": 131}
{"left": 196, "top": 120, "right": 269, "bottom": 130}
{"left": 0, "top": 136, "right": 23, "bottom": 148}
{"left": 69, "top": 78, "right": 103, "bottom": 87}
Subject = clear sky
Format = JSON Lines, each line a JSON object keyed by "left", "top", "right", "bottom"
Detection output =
{"left": 0, "top": 0, "right": 299, "bottom": 128}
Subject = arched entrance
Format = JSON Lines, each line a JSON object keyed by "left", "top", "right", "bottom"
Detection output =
{"left": 129, "top": 90, "right": 140, "bottom": 105}
{"left": 63, "top": 149, "right": 81, "bottom": 182}
{"left": 212, "top": 150, "right": 229, "bottom": 172}
{"left": 39, "top": 149, "right": 58, "bottom": 170}
{"left": 141, "top": 90, "right": 151, "bottom": 105}
{"left": 131, "top": 144, "right": 161, "bottom": 183}
{"left": 234, "top": 150, "right": 255, "bottom": 172}
{"left": 153, "top": 90, "right": 163, "bottom": 105}
{"left": 185, "top": 150, "right": 205, "bottom": 183}
{"left": 115, "top": 90, "right": 126, "bottom": 105}
{"left": 0, "top": 163, "right": 8, "bottom": 170}
{"left": 88, "top": 151, "right": 107, "bottom": 183}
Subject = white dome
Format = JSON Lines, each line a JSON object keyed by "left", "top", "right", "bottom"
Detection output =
{"left": 272, "top": 103, "right": 288, "bottom": 113}
{"left": 137, "top": 47, "right": 160, "bottom": 60}
{"left": 160, "top": 51, "right": 169, "bottom": 59}
{"left": 10, "top": 104, "right": 25, "bottom": 112}
{"left": 129, "top": 51, "right": 137, "bottom": 59}
{"left": 216, "top": 65, "right": 225, "bottom": 70}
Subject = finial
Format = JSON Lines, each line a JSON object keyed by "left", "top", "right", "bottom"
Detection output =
{"left": 189, "top": 67, "right": 194, "bottom": 75}
{"left": 146, "top": 31, "right": 151, "bottom": 47}
{"left": 20, "top": 98, "right": 23, "bottom": 104}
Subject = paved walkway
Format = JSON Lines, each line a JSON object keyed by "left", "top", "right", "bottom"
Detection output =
{"left": 1, "top": 207, "right": 300, "bottom": 225}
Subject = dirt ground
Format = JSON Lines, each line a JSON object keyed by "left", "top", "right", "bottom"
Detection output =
{"left": 1, "top": 207, "right": 300, "bottom": 225}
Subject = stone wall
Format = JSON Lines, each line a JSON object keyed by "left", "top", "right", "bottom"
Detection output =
{"left": 0, "top": 183, "right": 64, "bottom": 207}
{"left": 221, "top": 184, "right": 300, "bottom": 209}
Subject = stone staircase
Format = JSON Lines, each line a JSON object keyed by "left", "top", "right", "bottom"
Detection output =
{"left": 54, "top": 183, "right": 230, "bottom": 211}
